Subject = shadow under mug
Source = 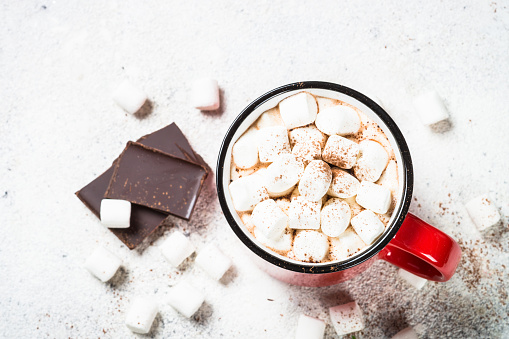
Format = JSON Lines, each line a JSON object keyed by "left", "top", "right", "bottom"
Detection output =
{"left": 216, "top": 81, "right": 462, "bottom": 287}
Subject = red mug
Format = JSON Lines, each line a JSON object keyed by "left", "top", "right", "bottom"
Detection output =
{"left": 216, "top": 81, "right": 462, "bottom": 287}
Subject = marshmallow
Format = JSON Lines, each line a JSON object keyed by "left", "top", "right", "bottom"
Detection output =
{"left": 398, "top": 269, "right": 427, "bottom": 290}
{"left": 328, "top": 168, "right": 360, "bottom": 198}
{"left": 315, "top": 105, "right": 361, "bottom": 136}
{"left": 356, "top": 181, "right": 392, "bottom": 214}
{"left": 195, "top": 244, "right": 232, "bottom": 281}
{"left": 100, "top": 199, "right": 131, "bottom": 228}
{"left": 344, "top": 196, "right": 363, "bottom": 218}
{"left": 465, "top": 194, "right": 501, "bottom": 231}
{"left": 353, "top": 140, "right": 389, "bottom": 182}
{"left": 84, "top": 246, "right": 122, "bottom": 282}
{"left": 412, "top": 90, "right": 449, "bottom": 126}
{"left": 292, "top": 140, "right": 322, "bottom": 164}
{"left": 351, "top": 210, "right": 385, "bottom": 244}
{"left": 322, "top": 135, "right": 360, "bottom": 169}
{"left": 167, "top": 282, "right": 205, "bottom": 318}
{"left": 264, "top": 154, "right": 304, "bottom": 195}
{"left": 258, "top": 126, "right": 291, "bottom": 163}
{"left": 298, "top": 160, "right": 332, "bottom": 202}
{"left": 377, "top": 160, "right": 399, "bottom": 194}
{"left": 254, "top": 227, "right": 294, "bottom": 252}
{"left": 275, "top": 198, "right": 292, "bottom": 216}
{"left": 125, "top": 298, "right": 158, "bottom": 334}
{"left": 295, "top": 314, "right": 326, "bottom": 339}
{"left": 279, "top": 92, "right": 318, "bottom": 129}
{"left": 289, "top": 125, "right": 327, "bottom": 149}
{"left": 256, "top": 107, "right": 285, "bottom": 129}
{"left": 232, "top": 127, "right": 259, "bottom": 169}
{"left": 160, "top": 231, "right": 195, "bottom": 267}
{"left": 320, "top": 198, "right": 351, "bottom": 237}
{"left": 252, "top": 199, "right": 288, "bottom": 240}
{"left": 288, "top": 197, "right": 321, "bottom": 230}
{"left": 230, "top": 164, "right": 256, "bottom": 181}
{"left": 112, "top": 80, "right": 147, "bottom": 114}
{"left": 392, "top": 326, "right": 419, "bottom": 339}
{"left": 329, "top": 227, "right": 366, "bottom": 261}
{"left": 293, "top": 230, "right": 329, "bottom": 262}
{"left": 329, "top": 302, "right": 365, "bottom": 336}
{"left": 228, "top": 173, "right": 269, "bottom": 212}
{"left": 190, "top": 78, "right": 220, "bottom": 111}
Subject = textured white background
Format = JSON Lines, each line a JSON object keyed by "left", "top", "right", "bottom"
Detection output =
{"left": 1, "top": 1, "right": 508, "bottom": 338}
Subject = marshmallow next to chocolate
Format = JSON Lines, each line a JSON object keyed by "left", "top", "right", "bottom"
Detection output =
{"left": 100, "top": 199, "right": 131, "bottom": 228}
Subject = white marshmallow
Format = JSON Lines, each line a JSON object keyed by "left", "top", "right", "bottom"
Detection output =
{"left": 295, "top": 314, "right": 326, "bottom": 339}
{"left": 298, "top": 160, "right": 332, "bottom": 202}
{"left": 353, "top": 140, "right": 389, "bottom": 182}
{"left": 279, "top": 92, "right": 318, "bottom": 129}
{"left": 230, "top": 164, "right": 256, "bottom": 181}
{"left": 329, "top": 227, "right": 366, "bottom": 261}
{"left": 465, "top": 194, "right": 501, "bottom": 231}
{"left": 167, "top": 282, "right": 205, "bottom": 318}
{"left": 320, "top": 198, "right": 351, "bottom": 237}
{"left": 328, "top": 168, "right": 360, "bottom": 198}
{"left": 252, "top": 199, "right": 288, "bottom": 240}
{"left": 315, "top": 105, "right": 361, "bottom": 136}
{"left": 329, "top": 301, "right": 365, "bottom": 336}
{"left": 392, "top": 326, "right": 418, "bottom": 339}
{"left": 292, "top": 140, "right": 322, "bottom": 164}
{"left": 190, "top": 78, "right": 220, "bottom": 111}
{"left": 254, "top": 227, "right": 294, "bottom": 252}
{"left": 293, "top": 230, "right": 329, "bottom": 262}
{"left": 275, "top": 198, "right": 292, "bottom": 216}
{"left": 100, "top": 199, "right": 131, "bottom": 228}
{"left": 412, "top": 90, "right": 449, "bottom": 126}
{"left": 398, "top": 269, "right": 427, "bottom": 290}
{"left": 256, "top": 107, "right": 285, "bottom": 129}
{"left": 377, "top": 160, "right": 399, "bottom": 193}
{"left": 195, "top": 244, "right": 232, "bottom": 281}
{"left": 344, "top": 196, "right": 363, "bottom": 218}
{"left": 322, "top": 135, "right": 360, "bottom": 169}
{"left": 84, "top": 246, "right": 122, "bottom": 282}
{"left": 289, "top": 197, "right": 321, "bottom": 230}
{"left": 289, "top": 125, "right": 327, "bottom": 149}
{"left": 264, "top": 154, "right": 304, "bottom": 195}
{"left": 356, "top": 181, "right": 392, "bottom": 214}
{"left": 160, "top": 231, "right": 195, "bottom": 267}
{"left": 240, "top": 213, "right": 254, "bottom": 230}
{"left": 229, "top": 173, "right": 269, "bottom": 212}
{"left": 351, "top": 210, "right": 385, "bottom": 244}
{"left": 112, "top": 80, "right": 147, "bottom": 114}
{"left": 258, "top": 126, "right": 291, "bottom": 163}
{"left": 125, "top": 297, "right": 158, "bottom": 334}
{"left": 232, "top": 127, "right": 259, "bottom": 169}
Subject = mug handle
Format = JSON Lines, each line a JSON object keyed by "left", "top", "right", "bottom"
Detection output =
{"left": 378, "top": 213, "right": 462, "bottom": 282}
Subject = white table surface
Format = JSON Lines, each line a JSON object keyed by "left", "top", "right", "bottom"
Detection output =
{"left": 1, "top": 1, "right": 508, "bottom": 338}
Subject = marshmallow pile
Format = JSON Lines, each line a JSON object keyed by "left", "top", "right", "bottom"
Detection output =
{"left": 229, "top": 91, "right": 398, "bottom": 263}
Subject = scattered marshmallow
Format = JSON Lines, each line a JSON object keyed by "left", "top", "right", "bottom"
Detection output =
{"left": 412, "top": 90, "right": 449, "bottom": 126}
{"left": 289, "top": 125, "right": 327, "bottom": 149}
{"left": 84, "top": 246, "right": 122, "bottom": 282}
{"left": 252, "top": 199, "right": 288, "bottom": 240}
{"left": 190, "top": 78, "right": 220, "bottom": 111}
{"left": 351, "top": 210, "right": 385, "bottom": 244}
{"left": 232, "top": 127, "right": 259, "bottom": 169}
{"left": 298, "top": 160, "right": 332, "bottom": 201}
{"left": 356, "top": 181, "right": 392, "bottom": 214}
{"left": 258, "top": 126, "right": 291, "bottom": 162}
{"left": 392, "top": 326, "right": 418, "bottom": 339}
{"left": 322, "top": 135, "right": 360, "bottom": 169}
{"left": 125, "top": 297, "right": 158, "bottom": 334}
{"left": 320, "top": 198, "right": 351, "bottom": 237}
{"left": 329, "top": 301, "right": 365, "bottom": 336}
{"left": 254, "top": 227, "right": 294, "bottom": 252}
{"left": 353, "top": 140, "right": 389, "bottom": 182}
{"left": 279, "top": 92, "right": 318, "bottom": 129}
{"left": 288, "top": 197, "right": 321, "bottom": 230}
{"left": 229, "top": 173, "right": 269, "bottom": 212}
{"left": 112, "top": 80, "right": 147, "bottom": 114}
{"left": 398, "top": 269, "right": 427, "bottom": 290}
{"left": 292, "top": 140, "right": 322, "bottom": 164}
{"left": 293, "top": 230, "right": 329, "bottom": 262}
{"left": 100, "top": 199, "right": 131, "bottom": 228}
{"left": 465, "top": 194, "right": 501, "bottom": 231}
{"left": 264, "top": 154, "right": 304, "bottom": 195}
{"left": 167, "top": 282, "right": 205, "bottom": 318}
{"left": 315, "top": 105, "right": 361, "bottom": 136}
{"left": 329, "top": 227, "right": 366, "bottom": 261}
{"left": 160, "top": 231, "right": 195, "bottom": 267}
{"left": 256, "top": 107, "right": 285, "bottom": 129}
{"left": 295, "top": 314, "right": 326, "bottom": 339}
{"left": 328, "top": 168, "right": 360, "bottom": 198}
{"left": 195, "top": 244, "right": 232, "bottom": 280}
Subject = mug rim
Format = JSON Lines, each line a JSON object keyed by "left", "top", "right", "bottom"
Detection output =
{"left": 216, "top": 81, "right": 414, "bottom": 274}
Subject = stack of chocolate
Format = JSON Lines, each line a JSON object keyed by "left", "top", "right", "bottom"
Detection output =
{"left": 75, "top": 123, "right": 209, "bottom": 249}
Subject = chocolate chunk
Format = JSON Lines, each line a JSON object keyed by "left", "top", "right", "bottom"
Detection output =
{"left": 105, "top": 142, "right": 207, "bottom": 219}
